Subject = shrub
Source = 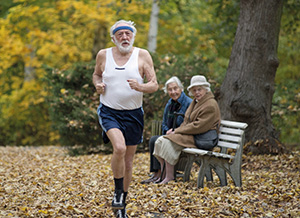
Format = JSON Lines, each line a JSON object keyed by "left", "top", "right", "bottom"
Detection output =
{"left": 44, "top": 54, "right": 214, "bottom": 152}
{"left": 142, "top": 53, "right": 214, "bottom": 150}
{"left": 272, "top": 79, "right": 300, "bottom": 149}
{"left": 0, "top": 61, "right": 53, "bottom": 146}
{"left": 44, "top": 53, "right": 300, "bottom": 152}
{"left": 44, "top": 63, "right": 103, "bottom": 148}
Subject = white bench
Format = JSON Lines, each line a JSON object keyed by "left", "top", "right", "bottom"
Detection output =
{"left": 181, "top": 120, "right": 248, "bottom": 188}
{"left": 151, "top": 120, "right": 248, "bottom": 188}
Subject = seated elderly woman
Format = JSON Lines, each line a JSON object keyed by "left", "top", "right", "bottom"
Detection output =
{"left": 153, "top": 75, "right": 221, "bottom": 184}
{"left": 141, "top": 76, "right": 192, "bottom": 184}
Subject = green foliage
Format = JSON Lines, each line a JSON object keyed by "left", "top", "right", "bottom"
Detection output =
{"left": 281, "top": 0, "right": 300, "bottom": 34}
{"left": 44, "top": 53, "right": 214, "bottom": 150}
{"left": 276, "top": 0, "right": 300, "bottom": 83}
{"left": 0, "top": 0, "right": 115, "bottom": 146}
{"left": 0, "top": 0, "right": 20, "bottom": 17}
{"left": 205, "top": 0, "right": 240, "bottom": 58}
{"left": 157, "top": 0, "right": 219, "bottom": 56}
{"left": 143, "top": 53, "right": 217, "bottom": 148}
{"left": 44, "top": 63, "right": 102, "bottom": 147}
{"left": 273, "top": 0, "right": 300, "bottom": 147}
{"left": 272, "top": 80, "right": 300, "bottom": 147}
{"left": 0, "top": 0, "right": 299, "bottom": 148}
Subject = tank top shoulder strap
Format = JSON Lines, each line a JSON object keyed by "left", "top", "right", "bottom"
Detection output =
{"left": 105, "top": 48, "right": 114, "bottom": 68}
{"left": 131, "top": 47, "right": 139, "bottom": 60}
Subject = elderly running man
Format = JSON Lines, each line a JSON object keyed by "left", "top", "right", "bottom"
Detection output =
{"left": 93, "top": 20, "right": 158, "bottom": 217}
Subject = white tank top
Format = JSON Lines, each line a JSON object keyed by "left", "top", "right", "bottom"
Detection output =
{"left": 100, "top": 47, "right": 143, "bottom": 110}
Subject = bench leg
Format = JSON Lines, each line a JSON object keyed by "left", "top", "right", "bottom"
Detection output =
{"left": 174, "top": 155, "right": 188, "bottom": 180}
{"left": 229, "top": 166, "right": 242, "bottom": 187}
{"left": 205, "top": 167, "right": 213, "bottom": 182}
{"left": 212, "top": 161, "right": 241, "bottom": 187}
{"left": 213, "top": 165, "right": 227, "bottom": 186}
{"left": 215, "top": 161, "right": 241, "bottom": 187}
{"left": 183, "top": 155, "right": 196, "bottom": 182}
{"left": 196, "top": 159, "right": 213, "bottom": 182}
{"left": 197, "top": 157, "right": 210, "bottom": 188}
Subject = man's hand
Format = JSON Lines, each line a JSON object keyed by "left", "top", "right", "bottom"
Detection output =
{"left": 95, "top": 83, "right": 106, "bottom": 94}
{"left": 127, "top": 79, "right": 140, "bottom": 91}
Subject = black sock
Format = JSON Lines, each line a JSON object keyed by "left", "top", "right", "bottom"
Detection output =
{"left": 114, "top": 177, "right": 124, "bottom": 191}
{"left": 123, "top": 191, "right": 128, "bottom": 204}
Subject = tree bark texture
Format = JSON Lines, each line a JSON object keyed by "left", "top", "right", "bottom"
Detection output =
{"left": 92, "top": 23, "right": 107, "bottom": 59}
{"left": 24, "top": 39, "right": 35, "bottom": 81}
{"left": 218, "top": 0, "right": 286, "bottom": 154}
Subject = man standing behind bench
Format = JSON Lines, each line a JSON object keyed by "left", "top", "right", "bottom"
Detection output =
{"left": 93, "top": 20, "right": 158, "bottom": 217}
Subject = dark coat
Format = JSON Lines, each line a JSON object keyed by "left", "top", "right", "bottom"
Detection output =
{"left": 164, "top": 91, "right": 221, "bottom": 148}
{"left": 161, "top": 91, "right": 192, "bottom": 134}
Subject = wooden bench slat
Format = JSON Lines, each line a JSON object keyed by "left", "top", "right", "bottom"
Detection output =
{"left": 211, "top": 151, "right": 234, "bottom": 159}
{"left": 217, "top": 140, "right": 239, "bottom": 149}
{"left": 219, "top": 127, "right": 244, "bottom": 136}
{"left": 183, "top": 148, "right": 209, "bottom": 155}
{"left": 183, "top": 148, "right": 235, "bottom": 159}
{"left": 220, "top": 120, "right": 248, "bottom": 129}
{"left": 218, "top": 134, "right": 242, "bottom": 143}
{"left": 151, "top": 120, "right": 162, "bottom": 136}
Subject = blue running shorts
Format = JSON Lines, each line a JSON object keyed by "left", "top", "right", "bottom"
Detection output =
{"left": 97, "top": 103, "right": 144, "bottom": 145}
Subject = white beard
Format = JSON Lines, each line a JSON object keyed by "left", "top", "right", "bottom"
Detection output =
{"left": 114, "top": 36, "right": 135, "bottom": 54}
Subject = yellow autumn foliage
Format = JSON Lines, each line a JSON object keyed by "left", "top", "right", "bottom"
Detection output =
{"left": 0, "top": 22, "right": 25, "bottom": 74}
{"left": 0, "top": 0, "right": 298, "bottom": 146}
{"left": 0, "top": 0, "right": 151, "bottom": 145}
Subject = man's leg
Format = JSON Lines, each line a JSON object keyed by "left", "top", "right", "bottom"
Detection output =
{"left": 107, "top": 128, "right": 127, "bottom": 177}
{"left": 116, "top": 145, "right": 136, "bottom": 218}
{"left": 149, "top": 135, "right": 161, "bottom": 177}
{"left": 123, "top": 145, "right": 137, "bottom": 192}
{"left": 106, "top": 128, "right": 127, "bottom": 209}
{"left": 141, "top": 135, "right": 161, "bottom": 184}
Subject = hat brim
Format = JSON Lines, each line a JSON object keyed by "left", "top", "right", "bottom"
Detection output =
{"left": 187, "top": 82, "right": 210, "bottom": 91}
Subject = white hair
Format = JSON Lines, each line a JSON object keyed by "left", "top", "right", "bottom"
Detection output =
{"left": 110, "top": 20, "right": 137, "bottom": 38}
{"left": 163, "top": 76, "right": 184, "bottom": 94}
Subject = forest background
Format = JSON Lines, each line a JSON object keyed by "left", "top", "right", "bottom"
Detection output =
{"left": 0, "top": 0, "right": 299, "bottom": 152}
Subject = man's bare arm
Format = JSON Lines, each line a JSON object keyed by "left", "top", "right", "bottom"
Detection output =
{"left": 135, "top": 49, "right": 158, "bottom": 93}
{"left": 93, "top": 50, "right": 106, "bottom": 94}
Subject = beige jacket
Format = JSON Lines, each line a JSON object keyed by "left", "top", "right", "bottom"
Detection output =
{"left": 164, "top": 91, "right": 221, "bottom": 148}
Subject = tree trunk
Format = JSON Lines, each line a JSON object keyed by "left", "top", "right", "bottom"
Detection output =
{"left": 92, "top": 3, "right": 107, "bottom": 59}
{"left": 218, "top": 0, "right": 286, "bottom": 154}
{"left": 24, "top": 44, "right": 35, "bottom": 81}
{"left": 148, "top": 0, "right": 159, "bottom": 53}
{"left": 92, "top": 23, "right": 107, "bottom": 59}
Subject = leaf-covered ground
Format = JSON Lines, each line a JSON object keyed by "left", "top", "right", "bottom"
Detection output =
{"left": 0, "top": 146, "right": 299, "bottom": 217}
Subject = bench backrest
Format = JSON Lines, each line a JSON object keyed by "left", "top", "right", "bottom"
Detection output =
{"left": 151, "top": 120, "right": 162, "bottom": 136}
{"left": 151, "top": 119, "right": 248, "bottom": 155}
{"left": 217, "top": 120, "right": 248, "bottom": 158}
